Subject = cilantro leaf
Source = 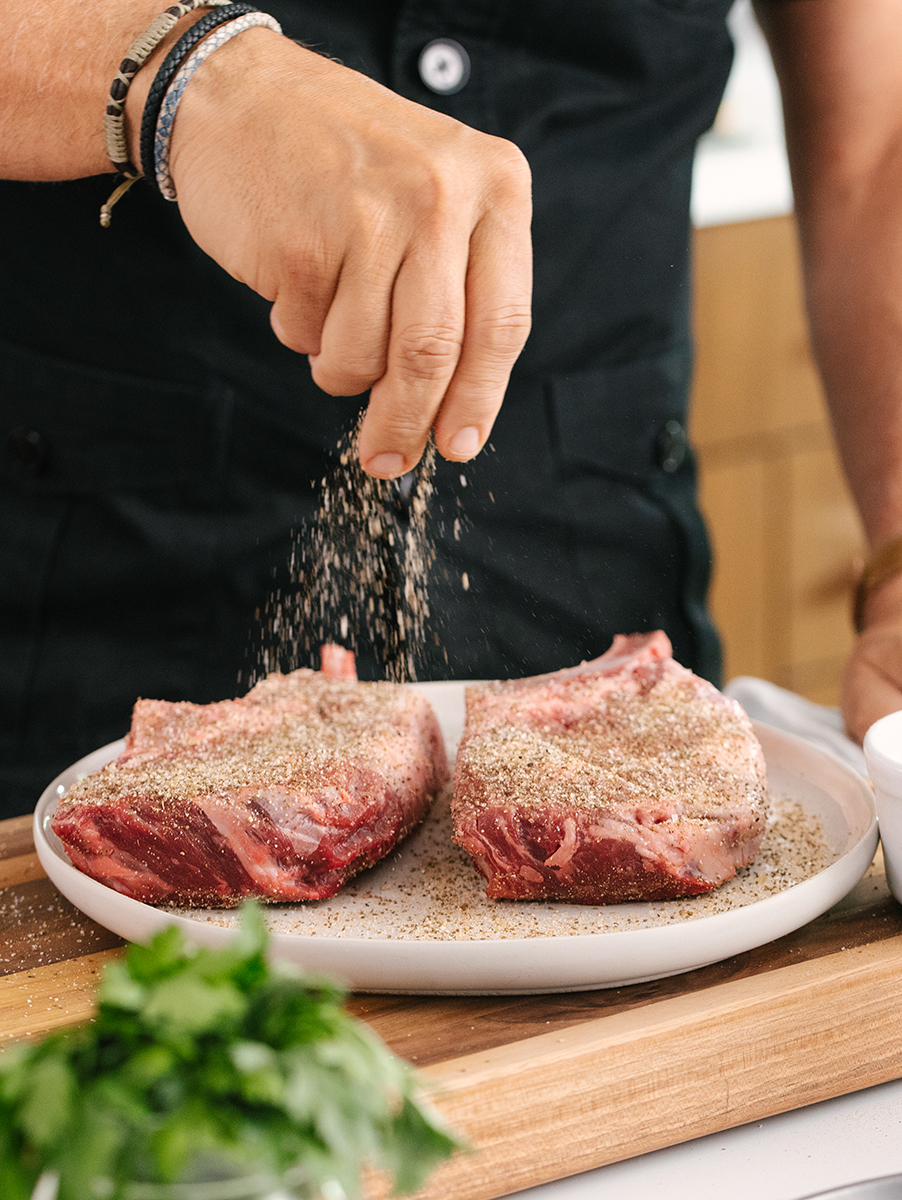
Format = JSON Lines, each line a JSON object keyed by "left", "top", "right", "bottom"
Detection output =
{"left": 0, "top": 904, "right": 464, "bottom": 1199}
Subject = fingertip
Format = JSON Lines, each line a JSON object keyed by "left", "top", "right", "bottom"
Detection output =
{"left": 443, "top": 425, "right": 482, "bottom": 461}
{"left": 362, "top": 452, "right": 407, "bottom": 479}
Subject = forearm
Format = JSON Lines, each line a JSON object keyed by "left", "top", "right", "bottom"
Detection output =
{"left": 800, "top": 191, "right": 902, "bottom": 552}
{"left": 757, "top": 0, "right": 902, "bottom": 551}
{"left": 756, "top": 0, "right": 902, "bottom": 738}
{"left": 1, "top": 0, "right": 208, "bottom": 179}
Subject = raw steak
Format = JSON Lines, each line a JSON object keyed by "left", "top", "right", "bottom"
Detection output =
{"left": 451, "top": 631, "right": 767, "bottom": 903}
{"left": 52, "top": 649, "right": 448, "bottom": 906}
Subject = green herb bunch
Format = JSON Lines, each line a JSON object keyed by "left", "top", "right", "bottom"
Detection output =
{"left": 0, "top": 906, "right": 461, "bottom": 1200}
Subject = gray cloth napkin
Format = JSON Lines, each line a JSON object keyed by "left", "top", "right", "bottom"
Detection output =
{"left": 724, "top": 675, "right": 867, "bottom": 777}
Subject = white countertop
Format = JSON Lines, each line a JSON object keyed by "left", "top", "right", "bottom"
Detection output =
{"left": 507, "top": 1076, "right": 902, "bottom": 1200}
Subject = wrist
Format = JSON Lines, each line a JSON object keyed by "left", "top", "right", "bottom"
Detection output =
{"left": 122, "top": 8, "right": 212, "bottom": 168}
{"left": 164, "top": 24, "right": 289, "bottom": 191}
{"left": 854, "top": 534, "right": 902, "bottom": 631}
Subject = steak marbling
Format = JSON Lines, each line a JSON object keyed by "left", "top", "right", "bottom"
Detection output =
{"left": 52, "top": 653, "right": 448, "bottom": 906}
{"left": 451, "top": 631, "right": 767, "bottom": 903}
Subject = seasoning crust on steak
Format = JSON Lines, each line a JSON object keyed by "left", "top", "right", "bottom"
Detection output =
{"left": 451, "top": 631, "right": 768, "bottom": 903}
{"left": 51, "top": 654, "right": 448, "bottom": 907}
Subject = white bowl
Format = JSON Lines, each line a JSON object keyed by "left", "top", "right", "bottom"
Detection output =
{"left": 863, "top": 710, "right": 902, "bottom": 903}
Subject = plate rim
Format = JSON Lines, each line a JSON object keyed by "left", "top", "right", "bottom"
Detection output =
{"left": 32, "top": 696, "right": 879, "bottom": 994}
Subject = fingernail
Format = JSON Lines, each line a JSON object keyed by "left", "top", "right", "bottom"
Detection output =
{"left": 365, "top": 453, "right": 406, "bottom": 479}
{"left": 448, "top": 427, "right": 481, "bottom": 459}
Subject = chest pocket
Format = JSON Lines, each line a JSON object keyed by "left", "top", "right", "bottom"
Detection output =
{"left": 548, "top": 344, "right": 693, "bottom": 484}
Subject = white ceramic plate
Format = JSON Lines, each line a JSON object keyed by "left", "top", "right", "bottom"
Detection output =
{"left": 33, "top": 682, "right": 878, "bottom": 995}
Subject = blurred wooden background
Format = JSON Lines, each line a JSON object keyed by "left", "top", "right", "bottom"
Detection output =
{"left": 690, "top": 214, "right": 865, "bottom": 705}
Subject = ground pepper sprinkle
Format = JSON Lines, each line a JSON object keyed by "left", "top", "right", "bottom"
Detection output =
{"left": 250, "top": 423, "right": 437, "bottom": 685}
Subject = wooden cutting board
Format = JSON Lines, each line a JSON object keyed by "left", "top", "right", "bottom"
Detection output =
{"left": 3, "top": 812, "right": 902, "bottom": 1199}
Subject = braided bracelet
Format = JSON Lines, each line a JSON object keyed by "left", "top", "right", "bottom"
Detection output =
{"left": 100, "top": 0, "right": 234, "bottom": 226}
{"left": 154, "top": 10, "right": 283, "bottom": 201}
{"left": 138, "top": 2, "right": 259, "bottom": 183}
{"left": 854, "top": 533, "right": 902, "bottom": 632}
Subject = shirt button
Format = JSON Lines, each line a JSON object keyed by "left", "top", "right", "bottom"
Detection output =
{"left": 656, "top": 419, "right": 688, "bottom": 473}
{"left": 418, "top": 39, "right": 471, "bottom": 95}
{"left": 7, "top": 427, "right": 50, "bottom": 475}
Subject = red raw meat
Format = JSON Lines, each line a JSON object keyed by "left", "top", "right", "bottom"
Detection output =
{"left": 451, "top": 631, "right": 768, "bottom": 903}
{"left": 52, "top": 654, "right": 448, "bottom": 906}
{"left": 319, "top": 643, "right": 358, "bottom": 680}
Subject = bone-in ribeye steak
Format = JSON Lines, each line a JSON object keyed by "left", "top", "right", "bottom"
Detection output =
{"left": 52, "top": 653, "right": 448, "bottom": 906}
{"left": 451, "top": 631, "right": 767, "bottom": 903}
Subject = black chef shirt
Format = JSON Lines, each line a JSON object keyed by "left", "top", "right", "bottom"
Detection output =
{"left": 0, "top": 0, "right": 735, "bottom": 814}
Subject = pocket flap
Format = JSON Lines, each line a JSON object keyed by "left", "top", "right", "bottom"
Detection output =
{"left": 548, "top": 345, "right": 692, "bottom": 480}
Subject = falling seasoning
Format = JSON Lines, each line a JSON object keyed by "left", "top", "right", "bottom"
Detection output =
{"left": 251, "top": 421, "right": 437, "bottom": 684}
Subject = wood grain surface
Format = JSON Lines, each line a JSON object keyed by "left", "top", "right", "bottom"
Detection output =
{"left": 2, "top": 816, "right": 901, "bottom": 1198}
{"left": 690, "top": 216, "right": 866, "bottom": 704}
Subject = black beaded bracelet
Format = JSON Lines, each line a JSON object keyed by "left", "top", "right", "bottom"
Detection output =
{"left": 139, "top": 1, "right": 259, "bottom": 185}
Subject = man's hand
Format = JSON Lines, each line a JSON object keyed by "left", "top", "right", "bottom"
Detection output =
{"left": 842, "top": 574, "right": 902, "bottom": 743}
{"left": 161, "top": 30, "right": 532, "bottom": 478}
{"left": 842, "top": 626, "right": 902, "bottom": 744}
{"left": 2, "top": 5, "right": 530, "bottom": 478}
